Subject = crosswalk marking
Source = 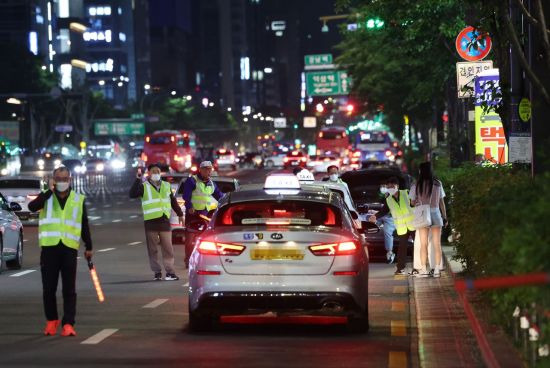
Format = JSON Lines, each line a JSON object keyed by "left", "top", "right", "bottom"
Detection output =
{"left": 391, "top": 320, "right": 407, "bottom": 337}
{"left": 112, "top": 219, "right": 122, "bottom": 223}
{"left": 143, "top": 299, "right": 169, "bottom": 309}
{"left": 97, "top": 248, "right": 115, "bottom": 252}
{"left": 127, "top": 241, "right": 142, "bottom": 246}
{"left": 10, "top": 270, "right": 36, "bottom": 277}
{"left": 388, "top": 351, "right": 407, "bottom": 368}
{"left": 81, "top": 329, "right": 119, "bottom": 345}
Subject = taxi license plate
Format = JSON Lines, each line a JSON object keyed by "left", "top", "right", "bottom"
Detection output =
{"left": 250, "top": 248, "right": 304, "bottom": 261}
{"left": 291, "top": 161, "right": 298, "bottom": 165}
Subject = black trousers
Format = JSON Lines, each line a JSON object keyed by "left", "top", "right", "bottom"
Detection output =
{"left": 396, "top": 231, "right": 413, "bottom": 272}
{"left": 40, "top": 244, "right": 78, "bottom": 325}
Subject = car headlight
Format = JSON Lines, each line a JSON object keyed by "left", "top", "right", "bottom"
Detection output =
{"left": 110, "top": 159, "right": 125, "bottom": 170}
{"left": 0, "top": 168, "right": 7, "bottom": 176}
{"left": 75, "top": 165, "right": 86, "bottom": 174}
{"left": 54, "top": 159, "right": 62, "bottom": 167}
{"left": 96, "top": 163, "right": 105, "bottom": 172}
{"left": 37, "top": 159, "right": 45, "bottom": 166}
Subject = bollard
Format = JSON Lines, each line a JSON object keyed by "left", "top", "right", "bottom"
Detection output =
{"left": 529, "top": 325, "right": 539, "bottom": 367}
{"left": 513, "top": 306, "right": 520, "bottom": 342}
{"left": 520, "top": 309, "right": 530, "bottom": 354}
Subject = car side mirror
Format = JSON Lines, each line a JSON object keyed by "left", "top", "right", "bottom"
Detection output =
{"left": 9, "top": 202, "right": 22, "bottom": 212}
{"left": 361, "top": 221, "right": 379, "bottom": 234}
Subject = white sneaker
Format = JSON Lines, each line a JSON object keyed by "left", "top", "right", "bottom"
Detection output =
{"left": 433, "top": 267, "right": 441, "bottom": 278}
{"left": 415, "top": 269, "right": 430, "bottom": 278}
{"left": 386, "top": 251, "right": 395, "bottom": 264}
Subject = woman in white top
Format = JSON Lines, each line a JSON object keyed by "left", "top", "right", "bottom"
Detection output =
{"left": 410, "top": 162, "right": 447, "bottom": 277}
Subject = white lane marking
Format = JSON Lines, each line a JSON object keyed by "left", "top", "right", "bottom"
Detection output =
{"left": 89, "top": 207, "right": 96, "bottom": 211}
{"left": 81, "top": 329, "right": 119, "bottom": 345}
{"left": 129, "top": 215, "right": 138, "bottom": 219}
{"left": 127, "top": 241, "right": 142, "bottom": 246}
{"left": 103, "top": 205, "right": 111, "bottom": 208}
{"left": 183, "top": 282, "right": 189, "bottom": 287}
{"left": 142, "top": 299, "right": 169, "bottom": 309}
{"left": 10, "top": 270, "right": 36, "bottom": 277}
{"left": 89, "top": 216, "right": 101, "bottom": 221}
{"left": 112, "top": 219, "right": 122, "bottom": 223}
{"left": 97, "top": 248, "right": 115, "bottom": 252}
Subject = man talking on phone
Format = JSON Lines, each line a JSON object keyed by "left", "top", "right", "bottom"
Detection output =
{"left": 129, "top": 164, "right": 184, "bottom": 281}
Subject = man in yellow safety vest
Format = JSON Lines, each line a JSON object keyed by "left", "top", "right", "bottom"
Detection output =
{"left": 181, "top": 161, "right": 223, "bottom": 267}
{"left": 28, "top": 166, "right": 93, "bottom": 337}
{"left": 129, "top": 164, "right": 184, "bottom": 281}
{"left": 369, "top": 176, "right": 415, "bottom": 275}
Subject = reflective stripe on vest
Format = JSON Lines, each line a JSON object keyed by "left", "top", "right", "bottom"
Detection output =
{"left": 141, "top": 181, "right": 172, "bottom": 221}
{"left": 386, "top": 190, "right": 415, "bottom": 235}
{"left": 191, "top": 175, "right": 218, "bottom": 211}
{"left": 39, "top": 191, "right": 85, "bottom": 249}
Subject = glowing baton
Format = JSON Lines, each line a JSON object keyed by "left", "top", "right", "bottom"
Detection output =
{"left": 199, "top": 214, "right": 211, "bottom": 222}
{"left": 87, "top": 259, "right": 105, "bottom": 302}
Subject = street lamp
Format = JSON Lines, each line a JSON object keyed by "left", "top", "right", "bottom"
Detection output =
{"left": 6, "top": 98, "right": 22, "bottom": 105}
{"left": 171, "top": 90, "right": 176, "bottom": 96}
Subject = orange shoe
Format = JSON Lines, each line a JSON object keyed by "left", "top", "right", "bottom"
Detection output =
{"left": 44, "top": 320, "right": 60, "bottom": 336}
{"left": 60, "top": 324, "right": 76, "bottom": 337}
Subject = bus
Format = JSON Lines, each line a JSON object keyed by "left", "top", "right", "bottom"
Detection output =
{"left": 142, "top": 130, "right": 195, "bottom": 172}
{"left": 315, "top": 126, "right": 349, "bottom": 156}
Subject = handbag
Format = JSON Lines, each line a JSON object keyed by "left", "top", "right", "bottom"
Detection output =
{"left": 411, "top": 184, "right": 434, "bottom": 229}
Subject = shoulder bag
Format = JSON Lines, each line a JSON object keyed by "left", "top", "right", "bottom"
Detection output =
{"left": 411, "top": 184, "right": 434, "bottom": 229}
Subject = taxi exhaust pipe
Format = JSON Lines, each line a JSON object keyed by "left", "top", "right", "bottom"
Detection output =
{"left": 321, "top": 301, "right": 344, "bottom": 313}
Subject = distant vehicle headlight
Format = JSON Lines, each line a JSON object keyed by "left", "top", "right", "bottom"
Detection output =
{"left": 96, "top": 163, "right": 105, "bottom": 172}
{"left": 37, "top": 159, "right": 45, "bottom": 166}
{"left": 0, "top": 168, "right": 8, "bottom": 176}
{"left": 74, "top": 165, "right": 86, "bottom": 174}
{"left": 110, "top": 159, "right": 126, "bottom": 170}
{"left": 54, "top": 159, "right": 62, "bottom": 168}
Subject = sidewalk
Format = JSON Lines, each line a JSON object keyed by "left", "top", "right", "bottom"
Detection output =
{"left": 408, "top": 245, "right": 524, "bottom": 368}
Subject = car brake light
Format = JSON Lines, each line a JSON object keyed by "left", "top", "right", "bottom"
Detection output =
{"left": 318, "top": 132, "right": 323, "bottom": 138}
{"left": 197, "top": 270, "right": 221, "bottom": 275}
{"left": 197, "top": 241, "right": 246, "bottom": 256}
{"left": 333, "top": 271, "right": 358, "bottom": 276}
{"left": 171, "top": 136, "right": 175, "bottom": 142}
{"left": 145, "top": 136, "right": 150, "bottom": 143}
{"left": 309, "top": 241, "right": 358, "bottom": 256}
{"left": 283, "top": 157, "right": 289, "bottom": 162}
{"left": 141, "top": 153, "right": 148, "bottom": 162}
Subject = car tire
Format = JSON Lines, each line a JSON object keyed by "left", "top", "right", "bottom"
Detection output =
{"left": 6, "top": 233, "right": 23, "bottom": 270}
{"left": 346, "top": 304, "right": 369, "bottom": 333}
{"left": 188, "top": 309, "right": 214, "bottom": 333}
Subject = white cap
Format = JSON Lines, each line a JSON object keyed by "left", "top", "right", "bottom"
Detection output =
{"left": 200, "top": 161, "right": 213, "bottom": 168}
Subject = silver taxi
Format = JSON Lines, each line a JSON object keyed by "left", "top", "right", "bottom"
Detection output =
{"left": 188, "top": 174, "right": 373, "bottom": 332}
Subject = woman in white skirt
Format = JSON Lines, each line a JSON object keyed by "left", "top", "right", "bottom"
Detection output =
{"left": 410, "top": 162, "right": 447, "bottom": 277}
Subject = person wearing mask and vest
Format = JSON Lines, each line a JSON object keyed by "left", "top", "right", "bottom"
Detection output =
{"left": 28, "top": 166, "right": 93, "bottom": 337}
{"left": 323, "top": 165, "right": 349, "bottom": 191}
{"left": 377, "top": 183, "right": 396, "bottom": 264}
{"left": 129, "top": 164, "right": 184, "bottom": 281}
{"left": 181, "top": 161, "right": 223, "bottom": 267}
{"left": 369, "top": 176, "right": 415, "bottom": 275}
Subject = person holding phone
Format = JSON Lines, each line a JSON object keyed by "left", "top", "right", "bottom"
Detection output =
{"left": 129, "top": 164, "right": 184, "bottom": 281}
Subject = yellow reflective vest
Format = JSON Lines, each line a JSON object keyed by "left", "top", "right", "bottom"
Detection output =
{"left": 386, "top": 190, "right": 415, "bottom": 235}
{"left": 141, "top": 181, "right": 172, "bottom": 221}
{"left": 191, "top": 175, "right": 218, "bottom": 211}
{"left": 39, "top": 191, "right": 85, "bottom": 249}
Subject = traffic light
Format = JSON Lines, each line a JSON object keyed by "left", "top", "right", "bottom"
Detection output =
{"left": 293, "top": 123, "right": 298, "bottom": 129}
{"left": 366, "top": 18, "right": 384, "bottom": 29}
{"left": 315, "top": 103, "right": 324, "bottom": 113}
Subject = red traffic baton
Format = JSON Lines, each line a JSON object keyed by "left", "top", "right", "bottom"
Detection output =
{"left": 87, "top": 258, "right": 105, "bottom": 302}
{"left": 455, "top": 272, "right": 550, "bottom": 292}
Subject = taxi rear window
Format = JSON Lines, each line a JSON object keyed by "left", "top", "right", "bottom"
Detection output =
{"left": 216, "top": 200, "right": 341, "bottom": 227}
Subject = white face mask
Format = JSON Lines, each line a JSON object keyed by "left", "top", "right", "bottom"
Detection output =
{"left": 387, "top": 187, "right": 398, "bottom": 196}
{"left": 150, "top": 174, "right": 161, "bottom": 182}
{"left": 329, "top": 174, "right": 339, "bottom": 182}
{"left": 380, "top": 186, "right": 387, "bottom": 194}
{"left": 55, "top": 182, "right": 70, "bottom": 192}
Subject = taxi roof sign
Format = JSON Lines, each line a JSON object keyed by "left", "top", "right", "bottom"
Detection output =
{"left": 296, "top": 169, "right": 314, "bottom": 183}
{"left": 264, "top": 174, "right": 301, "bottom": 190}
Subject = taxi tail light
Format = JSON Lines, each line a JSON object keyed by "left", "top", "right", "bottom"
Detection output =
{"left": 309, "top": 241, "right": 358, "bottom": 256}
{"left": 197, "top": 241, "right": 246, "bottom": 256}
{"left": 145, "top": 136, "right": 150, "bottom": 143}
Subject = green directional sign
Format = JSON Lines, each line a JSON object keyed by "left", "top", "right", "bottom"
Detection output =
{"left": 94, "top": 119, "right": 145, "bottom": 136}
{"left": 304, "top": 53, "right": 333, "bottom": 67}
{"left": 305, "top": 70, "right": 351, "bottom": 96}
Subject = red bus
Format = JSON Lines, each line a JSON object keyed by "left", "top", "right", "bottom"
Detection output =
{"left": 316, "top": 126, "right": 349, "bottom": 156}
{"left": 142, "top": 130, "right": 195, "bottom": 172}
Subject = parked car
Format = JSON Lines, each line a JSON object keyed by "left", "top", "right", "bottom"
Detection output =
{"left": 0, "top": 176, "right": 44, "bottom": 222}
{"left": 0, "top": 192, "right": 24, "bottom": 272}
{"left": 283, "top": 150, "right": 307, "bottom": 169}
{"left": 262, "top": 153, "right": 286, "bottom": 169}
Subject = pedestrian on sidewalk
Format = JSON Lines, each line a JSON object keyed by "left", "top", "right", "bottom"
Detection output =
{"left": 410, "top": 162, "right": 447, "bottom": 278}
{"left": 129, "top": 164, "right": 184, "bottom": 281}
{"left": 369, "top": 176, "right": 415, "bottom": 275}
{"left": 377, "top": 183, "right": 396, "bottom": 264}
{"left": 28, "top": 166, "right": 93, "bottom": 337}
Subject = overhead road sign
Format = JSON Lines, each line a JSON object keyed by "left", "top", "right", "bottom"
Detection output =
{"left": 55, "top": 125, "right": 73, "bottom": 133}
{"left": 273, "top": 117, "right": 287, "bottom": 128}
{"left": 303, "top": 117, "right": 317, "bottom": 128}
{"left": 94, "top": 119, "right": 145, "bottom": 136}
{"left": 304, "top": 54, "right": 334, "bottom": 70}
{"left": 456, "top": 26, "right": 492, "bottom": 61}
{"left": 456, "top": 60, "right": 493, "bottom": 98}
{"left": 306, "top": 70, "right": 351, "bottom": 96}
